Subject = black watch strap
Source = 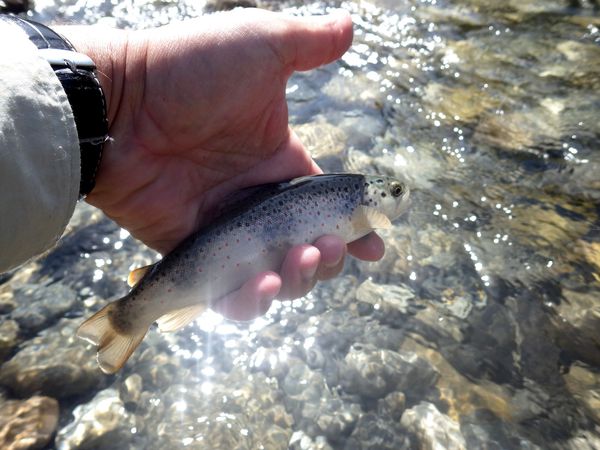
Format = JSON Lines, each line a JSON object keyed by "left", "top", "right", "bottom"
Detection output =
{"left": 0, "top": 14, "right": 108, "bottom": 198}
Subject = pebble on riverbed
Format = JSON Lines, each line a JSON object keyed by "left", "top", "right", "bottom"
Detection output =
{"left": 0, "top": 396, "right": 59, "bottom": 450}
{"left": 0, "top": 319, "right": 106, "bottom": 399}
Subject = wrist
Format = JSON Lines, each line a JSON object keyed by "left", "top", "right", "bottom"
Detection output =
{"left": 55, "top": 26, "right": 129, "bottom": 128}
{"left": 1, "top": 16, "right": 109, "bottom": 198}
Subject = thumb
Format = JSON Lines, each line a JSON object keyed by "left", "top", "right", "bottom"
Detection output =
{"left": 281, "top": 10, "right": 354, "bottom": 72}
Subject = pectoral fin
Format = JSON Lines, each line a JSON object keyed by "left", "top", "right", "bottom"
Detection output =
{"left": 351, "top": 205, "right": 392, "bottom": 234}
{"left": 156, "top": 304, "right": 206, "bottom": 332}
{"left": 127, "top": 264, "right": 153, "bottom": 287}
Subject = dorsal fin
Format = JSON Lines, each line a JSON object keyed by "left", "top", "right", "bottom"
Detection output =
{"left": 127, "top": 264, "right": 153, "bottom": 287}
{"left": 156, "top": 304, "right": 206, "bottom": 332}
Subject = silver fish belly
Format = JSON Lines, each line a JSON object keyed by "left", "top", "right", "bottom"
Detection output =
{"left": 77, "top": 173, "right": 410, "bottom": 373}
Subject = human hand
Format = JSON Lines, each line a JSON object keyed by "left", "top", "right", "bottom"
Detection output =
{"left": 60, "top": 9, "right": 385, "bottom": 319}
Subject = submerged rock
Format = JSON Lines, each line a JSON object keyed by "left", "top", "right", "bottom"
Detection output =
{"left": 377, "top": 391, "right": 406, "bottom": 422}
{"left": 552, "top": 289, "right": 600, "bottom": 366}
{"left": 294, "top": 122, "right": 347, "bottom": 160}
{"left": 401, "top": 402, "right": 466, "bottom": 450}
{"left": 341, "top": 344, "right": 439, "bottom": 401}
{"left": 0, "top": 320, "right": 19, "bottom": 363}
{"left": 0, "top": 396, "right": 59, "bottom": 450}
{"left": 0, "top": 319, "right": 105, "bottom": 399}
{"left": 423, "top": 83, "right": 500, "bottom": 124}
{"left": 55, "top": 388, "right": 136, "bottom": 450}
{"left": 345, "top": 413, "right": 412, "bottom": 450}
{"left": 282, "top": 358, "right": 359, "bottom": 441}
{"left": 289, "top": 431, "right": 333, "bottom": 450}
{"left": 473, "top": 109, "right": 560, "bottom": 153}
{"left": 143, "top": 370, "right": 293, "bottom": 450}
{"left": 563, "top": 363, "right": 600, "bottom": 425}
{"left": 11, "top": 283, "right": 77, "bottom": 334}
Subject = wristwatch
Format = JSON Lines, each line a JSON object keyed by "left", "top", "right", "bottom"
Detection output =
{"left": 0, "top": 14, "right": 108, "bottom": 199}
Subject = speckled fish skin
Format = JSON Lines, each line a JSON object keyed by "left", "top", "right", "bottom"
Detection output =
{"left": 77, "top": 173, "right": 410, "bottom": 373}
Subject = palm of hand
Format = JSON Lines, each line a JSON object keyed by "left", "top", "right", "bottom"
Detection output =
{"left": 89, "top": 11, "right": 330, "bottom": 253}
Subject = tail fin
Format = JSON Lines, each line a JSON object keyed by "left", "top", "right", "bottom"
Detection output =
{"left": 77, "top": 303, "right": 147, "bottom": 374}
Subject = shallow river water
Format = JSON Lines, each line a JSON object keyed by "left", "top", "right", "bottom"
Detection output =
{"left": 1, "top": 0, "right": 599, "bottom": 449}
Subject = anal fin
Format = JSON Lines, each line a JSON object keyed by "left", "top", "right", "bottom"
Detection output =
{"left": 156, "top": 304, "right": 206, "bottom": 332}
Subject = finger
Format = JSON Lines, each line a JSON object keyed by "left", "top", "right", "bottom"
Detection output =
{"left": 313, "top": 235, "right": 346, "bottom": 280}
{"left": 278, "top": 244, "right": 321, "bottom": 300}
{"left": 281, "top": 10, "right": 354, "bottom": 72}
{"left": 212, "top": 272, "right": 281, "bottom": 321}
{"left": 347, "top": 232, "right": 385, "bottom": 261}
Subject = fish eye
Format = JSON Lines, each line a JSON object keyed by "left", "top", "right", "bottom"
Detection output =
{"left": 390, "top": 182, "right": 404, "bottom": 198}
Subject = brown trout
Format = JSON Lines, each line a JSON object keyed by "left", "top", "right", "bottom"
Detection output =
{"left": 78, "top": 174, "right": 410, "bottom": 373}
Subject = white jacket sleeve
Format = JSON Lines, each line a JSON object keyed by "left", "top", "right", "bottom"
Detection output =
{"left": 0, "top": 21, "right": 80, "bottom": 273}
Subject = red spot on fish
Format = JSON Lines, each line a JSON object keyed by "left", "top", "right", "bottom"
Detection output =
{"left": 248, "top": 237, "right": 252, "bottom": 241}
{"left": 236, "top": 263, "right": 240, "bottom": 267}
{"left": 198, "top": 268, "right": 203, "bottom": 273}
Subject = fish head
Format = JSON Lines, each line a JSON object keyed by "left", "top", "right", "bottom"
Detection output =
{"left": 362, "top": 175, "right": 410, "bottom": 221}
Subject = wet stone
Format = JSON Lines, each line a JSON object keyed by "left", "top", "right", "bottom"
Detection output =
{"left": 355, "top": 279, "right": 414, "bottom": 315}
{"left": 0, "top": 396, "right": 59, "bottom": 450}
{"left": 289, "top": 431, "right": 333, "bottom": 450}
{"left": 563, "top": 363, "right": 600, "bottom": 425}
{"left": 377, "top": 391, "right": 406, "bottom": 422}
{"left": 11, "top": 283, "right": 77, "bottom": 334}
{"left": 55, "top": 388, "right": 136, "bottom": 450}
{"left": 0, "top": 291, "right": 16, "bottom": 314}
{"left": 294, "top": 121, "right": 347, "bottom": 160}
{"left": 473, "top": 109, "right": 560, "bottom": 153}
{"left": 145, "top": 370, "right": 293, "bottom": 450}
{"left": 552, "top": 289, "right": 600, "bottom": 366}
{"left": 341, "top": 344, "right": 439, "bottom": 402}
{"left": 119, "top": 374, "right": 143, "bottom": 408}
{"left": 401, "top": 402, "right": 467, "bottom": 450}
{"left": 314, "top": 398, "right": 361, "bottom": 443}
{"left": 344, "top": 413, "right": 412, "bottom": 450}
{"left": 0, "top": 319, "right": 19, "bottom": 363}
{"left": 0, "top": 318, "right": 105, "bottom": 399}
{"left": 460, "top": 410, "right": 532, "bottom": 450}
{"left": 423, "top": 83, "right": 500, "bottom": 124}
